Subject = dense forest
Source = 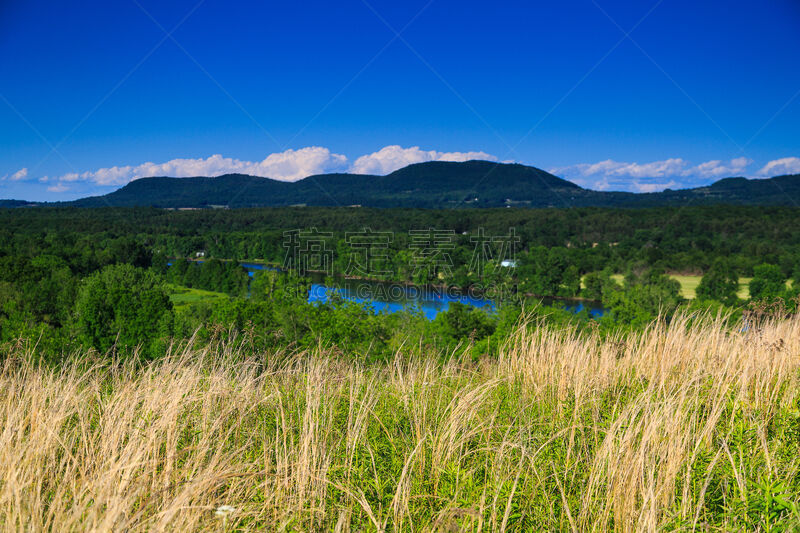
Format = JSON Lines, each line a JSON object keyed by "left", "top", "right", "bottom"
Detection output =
{"left": 3, "top": 204, "right": 800, "bottom": 274}
{"left": 1, "top": 204, "right": 798, "bottom": 361}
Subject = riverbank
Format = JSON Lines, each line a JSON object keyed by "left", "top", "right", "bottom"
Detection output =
{"left": 178, "top": 257, "right": 604, "bottom": 310}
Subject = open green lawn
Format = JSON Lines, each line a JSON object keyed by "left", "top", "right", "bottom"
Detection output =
{"left": 167, "top": 284, "right": 229, "bottom": 307}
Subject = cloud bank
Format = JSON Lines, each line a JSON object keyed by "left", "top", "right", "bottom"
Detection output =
{"left": 30, "top": 145, "right": 498, "bottom": 192}
{"left": 551, "top": 156, "right": 757, "bottom": 192}
{"left": 48, "top": 147, "right": 350, "bottom": 187}
{"left": 350, "top": 145, "right": 497, "bottom": 175}
{"left": 758, "top": 157, "right": 800, "bottom": 177}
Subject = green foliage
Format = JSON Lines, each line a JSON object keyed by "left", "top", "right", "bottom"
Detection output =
{"left": 430, "top": 302, "right": 496, "bottom": 352}
{"left": 74, "top": 264, "right": 173, "bottom": 358}
{"left": 167, "top": 258, "right": 249, "bottom": 296}
{"left": 151, "top": 250, "right": 170, "bottom": 275}
{"left": 582, "top": 269, "right": 615, "bottom": 301}
{"left": 744, "top": 477, "right": 800, "bottom": 530}
{"left": 601, "top": 268, "right": 682, "bottom": 328}
{"left": 167, "top": 285, "right": 229, "bottom": 308}
{"left": 681, "top": 298, "right": 743, "bottom": 328}
{"left": 517, "top": 246, "right": 582, "bottom": 297}
{"left": 250, "top": 269, "right": 309, "bottom": 304}
{"left": 4, "top": 205, "right": 800, "bottom": 287}
{"left": 104, "top": 236, "right": 152, "bottom": 268}
{"left": 749, "top": 264, "right": 788, "bottom": 302}
{"left": 696, "top": 258, "right": 740, "bottom": 306}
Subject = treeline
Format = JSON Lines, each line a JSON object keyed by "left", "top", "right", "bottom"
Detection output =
{"left": 3, "top": 205, "right": 800, "bottom": 277}
{"left": 158, "top": 258, "right": 250, "bottom": 296}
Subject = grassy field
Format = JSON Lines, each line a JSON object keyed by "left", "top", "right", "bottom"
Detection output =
{"left": 668, "top": 276, "right": 791, "bottom": 300}
{"left": 167, "top": 284, "right": 229, "bottom": 307}
{"left": 608, "top": 274, "right": 753, "bottom": 300}
{"left": 2, "top": 314, "right": 800, "bottom": 530}
{"left": 669, "top": 274, "right": 701, "bottom": 299}
{"left": 670, "top": 275, "right": 755, "bottom": 300}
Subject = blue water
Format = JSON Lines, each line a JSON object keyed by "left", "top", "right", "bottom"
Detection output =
{"left": 307, "top": 281, "right": 496, "bottom": 320}
{"left": 169, "top": 260, "right": 606, "bottom": 319}
{"left": 170, "top": 260, "right": 275, "bottom": 278}
{"left": 240, "top": 262, "right": 279, "bottom": 277}
{"left": 557, "top": 301, "right": 606, "bottom": 319}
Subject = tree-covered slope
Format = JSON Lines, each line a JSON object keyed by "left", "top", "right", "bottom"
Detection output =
{"left": 69, "top": 161, "right": 586, "bottom": 208}
{"left": 0, "top": 199, "right": 37, "bottom": 208}
{"left": 70, "top": 174, "right": 293, "bottom": 208}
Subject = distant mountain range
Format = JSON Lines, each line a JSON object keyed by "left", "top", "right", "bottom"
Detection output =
{"left": 0, "top": 199, "right": 32, "bottom": 208}
{"left": 4, "top": 160, "right": 800, "bottom": 209}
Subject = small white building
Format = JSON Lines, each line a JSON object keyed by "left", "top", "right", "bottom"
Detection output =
{"left": 500, "top": 260, "right": 517, "bottom": 268}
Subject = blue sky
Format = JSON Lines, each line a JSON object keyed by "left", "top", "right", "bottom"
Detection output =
{"left": 1, "top": 0, "right": 799, "bottom": 200}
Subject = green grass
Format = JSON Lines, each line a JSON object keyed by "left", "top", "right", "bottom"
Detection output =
{"left": 608, "top": 274, "right": 753, "bottom": 299}
{"left": 669, "top": 275, "right": 789, "bottom": 300}
{"left": 671, "top": 275, "right": 757, "bottom": 300}
{"left": 167, "top": 284, "right": 229, "bottom": 307}
{"left": 738, "top": 277, "right": 753, "bottom": 299}
{"left": 670, "top": 275, "right": 702, "bottom": 299}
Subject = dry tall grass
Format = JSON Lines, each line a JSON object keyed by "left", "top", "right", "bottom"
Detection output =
{"left": 1, "top": 314, "right": 799, "bottom": 531}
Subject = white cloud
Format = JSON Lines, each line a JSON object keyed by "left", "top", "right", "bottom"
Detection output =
{"left": 11, "top": 168, "right": 28, "bottom": 181}
{"left": 551, "top": 158, "right": 687, "bottom": 191}
{"left": 684, "top": 157, "right": 751, "bottom": 178}
{"left": 46, "top": 183, "right": 70, "bottom": 193}
{"left": 569, "top": 175, "right": 613, "bottom": 191}
{"left": 758, "top": 157, "right": 800, "bottom": 176}
{"left": 551, "top": 157, "right": 759, "bottom": 192}
{"left": 633, "top": 180, "right": 679, "bottom": 193}
{"left": 44, "top": 147, "right": 350, "bottom": 188}
{"left": 1, "top": 168, "right": 29, "bottom": 181}
{"left": 350, "top": 145, "right": 497, "bottom": 175}
{"left": 554, "top": 158, "right": 688, "bottom": 180}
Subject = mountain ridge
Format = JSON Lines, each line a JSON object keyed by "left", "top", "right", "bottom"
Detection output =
{"left": 4, "top": 160, "right": 800, "bottom": 209}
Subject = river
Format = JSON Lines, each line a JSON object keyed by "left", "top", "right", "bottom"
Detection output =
{"left": 238, "top": 261, "right": 606, "bottom": 320}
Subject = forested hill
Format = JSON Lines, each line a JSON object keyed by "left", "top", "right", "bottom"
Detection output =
{"left": 0, "top": 199, "right": 35, "bottom": 208}
{"left": 10, "top": 160, "right": 800, "bottom": 208}
{"left": 68, "top": 161, "right": 584, "bottom": 208}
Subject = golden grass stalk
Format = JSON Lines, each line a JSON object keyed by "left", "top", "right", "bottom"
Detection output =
{"left": 1, "top": 312, "right": 798, "bottom": 531}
